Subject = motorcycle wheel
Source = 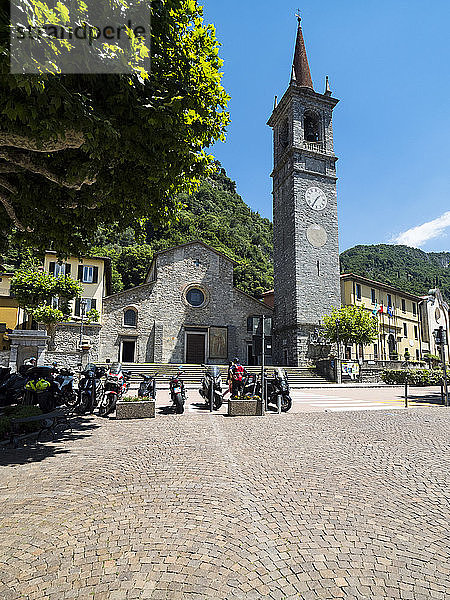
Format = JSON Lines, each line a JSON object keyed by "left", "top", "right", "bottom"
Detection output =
{"left": 174, "top": 393, "right": 184, "bottom": 414}
{"left": 281, "top": 395, "right": 292, "bottom": 413}
{"left": 99, "top": 393, "right": 117, "bottom": 417}
{"left": 63, "top": 390, "right": 78, "bottom": 408}
{"left": 75, "top": 392, "right": 91, "bottom": 415}
{"left": 214, "top": 392, "right": 223, "bottom": 410}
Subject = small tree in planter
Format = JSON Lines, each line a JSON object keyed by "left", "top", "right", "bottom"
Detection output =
{"left": 11, "top": 267, "right": 82, "bottom": 346}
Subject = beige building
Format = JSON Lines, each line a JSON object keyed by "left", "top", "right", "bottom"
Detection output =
{"left": 340, "top": 274, "right": 424, "bottom": 362}
{"left": 43, "top": 252, "right": 112, "bottom": 320}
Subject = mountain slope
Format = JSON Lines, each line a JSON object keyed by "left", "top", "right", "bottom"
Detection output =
{"left": 91, "top": 166, "right": 274, "bottom": 297}
{"left": 340, "top": 244, "right": 450, "bottom": 300}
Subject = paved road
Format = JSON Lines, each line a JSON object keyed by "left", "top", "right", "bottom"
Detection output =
{"left": 154, "top": 386, "right": 443, "bottom": 415}
{"left": 1, "top": 407, "right": 449, "bottom": 599}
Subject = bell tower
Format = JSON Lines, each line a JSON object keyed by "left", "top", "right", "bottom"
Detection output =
{"left": 268, "top": 16, "right": 341, "bottom": 366}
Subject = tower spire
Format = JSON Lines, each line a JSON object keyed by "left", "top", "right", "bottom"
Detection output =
{"left": 292, "top": 13, "right": 314, "bottom": 90}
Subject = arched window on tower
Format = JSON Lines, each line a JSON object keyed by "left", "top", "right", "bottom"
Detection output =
{"left": 124, "top": 308, "right": 137, "bottom": 327}
{"left": 304, "top": 110, "right": 321, "bottom": 143}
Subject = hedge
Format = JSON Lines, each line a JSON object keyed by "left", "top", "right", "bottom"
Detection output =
{"left": 0, "top": 406, "right": 43, "bottom": 440}
{"left": 382, "top": 369, "right": 444, "bottom": 386}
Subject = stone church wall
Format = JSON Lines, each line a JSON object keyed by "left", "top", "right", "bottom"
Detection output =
{"left": 100, "top": 243, "right": 273, "bottom": 364}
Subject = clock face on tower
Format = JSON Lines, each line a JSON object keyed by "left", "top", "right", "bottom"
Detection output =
{"left": 305, "top": 186, "right": 327, "bottom": 211}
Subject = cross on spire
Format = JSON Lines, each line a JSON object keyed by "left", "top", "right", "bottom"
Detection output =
{"left": 291, "top": 12, "right": 314, "bottom": 90}
{"left": 295, "top": 9, "right": 301, "bottom": 23}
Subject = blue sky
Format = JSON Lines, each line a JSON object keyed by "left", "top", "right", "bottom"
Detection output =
{"left": 203, "top": 0, "right": 450, "bottom": 253}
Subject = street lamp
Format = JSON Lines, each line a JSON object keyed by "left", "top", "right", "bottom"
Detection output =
{"left": 78, "top": 299, "right": 87, "bottom": 349}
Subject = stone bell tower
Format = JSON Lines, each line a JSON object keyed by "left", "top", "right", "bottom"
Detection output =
{"left": 268, "top": 16, "right": 341, "bottom": 366}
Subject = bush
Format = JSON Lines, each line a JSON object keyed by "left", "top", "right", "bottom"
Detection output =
{"left": 120, "top": 396, "right": 151, "bottom": 403}
{"left": 0, "top": 406, "right": 43, "bottom": 440}
{"left": 382, "top": 369, "right": 444, "bottom": 386}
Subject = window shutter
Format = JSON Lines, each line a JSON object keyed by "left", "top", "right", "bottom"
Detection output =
{"left": 74, "top": 299, "right": 81, "bottom": 317}
{"left": 92, "top": 266, "right": 99, "bottom": 284}
{"left": 49, "top": 262, "right": 56, "bottom": 275}
{"left": 65, "top": 264, "right": 71, "bottom": 276}
{"left": 91, "top": 299, "right": 97, "bottom": 310}
{"left": 78, "top": 265, "right": 84, "bottom": 281}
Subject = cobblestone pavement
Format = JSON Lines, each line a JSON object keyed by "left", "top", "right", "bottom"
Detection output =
{"left": 1, "top": 408, "right": 449, "bottom": 599}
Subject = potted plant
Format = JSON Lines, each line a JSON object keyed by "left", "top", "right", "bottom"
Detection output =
{"left": 115, "top": 396, "right": 155, "bottom": 420}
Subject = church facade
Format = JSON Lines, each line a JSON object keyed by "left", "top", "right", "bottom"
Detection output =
{"left": 98, "top": 242, "right": 273, "bottom": 365}
{"left": 268, "top": 18, "right": 341, "bottom": 366}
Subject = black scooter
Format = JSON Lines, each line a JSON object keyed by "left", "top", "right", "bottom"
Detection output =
{"left": 0, "top": 367, "right": 27, "bottom": 407}
{"left": 264, "top": 368, "right": 292, "bottom": 412}
{"left": 138, "top": 373, "right": 158, "bottom": 399}
{"left": 199, "top": 365, "right": 223, "bottom": 411}
{"left": 77, "top": 363, "right": 106, "bottom": 414}
{"left": 169, "top": 369, "right": 186, "bottom": 414}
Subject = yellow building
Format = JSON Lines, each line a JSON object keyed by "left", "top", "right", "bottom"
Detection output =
{"left": 43, "top": 252, "right": 112, "bottom": 320}
{"left": 340, "top": 273, "right": 424, "bottom": 362}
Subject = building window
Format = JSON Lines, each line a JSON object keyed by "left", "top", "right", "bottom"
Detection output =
{"left": 403, "top": 323, "right": 408, "bottom": 337}
{"left": 355, "top": 283, "right": 362, "bottom": 301}
{"left": 412, "top": 302, "right": 417, "bottom": 316}
{"left": 304, "top": 110, "right": 321, "bottom": 142}
{"left": 186, "top": 288, "right": 205, "bottom": 308}
{"left": 414, "top": 325, "right": 418, "bottom": 340}
{"left": 371, "top": 288, "right": 376, "bottom": 304}
{"left": 402, "top": 299, "right": 406, "bottom": 313}
{"left": 54, "top": 263, "right": 66, "bottom": 277}
{"left": 345, "top": 347, "right": 352, "bottom": 359}
{"left": 387, "top": 294, "right": 392, "bottom": 307}
{"left": 416, "top": 349, "right": 420, "bottom": 361}
{"left": 374, "top": 344, "right": 378, "bottom": 359}
{"left": 74, "top": 298, "right": 96, "bottom": 316}
{"left": 78, "top": 265, "right": 99, "bottom": 284}
{"left": 49, "top": 261, "right": 71, "bottom": 277}
{"left": 124, "top": 309, "right": 137, "bottom": 327}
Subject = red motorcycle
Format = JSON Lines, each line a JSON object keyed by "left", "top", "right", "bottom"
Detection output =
{"left": 98, "top": 363, "right": 131, "bottom": 417}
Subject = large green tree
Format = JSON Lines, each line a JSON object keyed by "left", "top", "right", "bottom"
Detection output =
{"left": 0, "top": 0, "right": 229, "bottom": 253}
{"left": 323, "top": 305, "right": 378, "bottom": 358}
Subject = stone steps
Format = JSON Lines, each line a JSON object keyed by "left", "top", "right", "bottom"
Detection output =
{"left": 117, "top": 363, "right": 331, "bottom": 387}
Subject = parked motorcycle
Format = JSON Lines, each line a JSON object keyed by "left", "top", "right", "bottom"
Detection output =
{"left": 264, "top": 368, "right": 292, "bottom": 412}
{"left": 169, "top": 368, "right": 186, "bottom": 414}
{"left": 24, "top": 366, "right": 59, "bottom": 413}
{"left": 77, "top": 363, "right": 106, "bottom": 414}
{"left": 199, "top": 365, "right": 223, "bottom": 410}
{"left": 54, "top": 367, "right": 76, "bottom": 407}
{"left": 98, "top": 363, "right": 131, "bottom": 417}
{"left": 0, "top": 368, "right": 27, "bottom": 407}
{"left": 138, "top": 373, "right": 158, "bottom": 399}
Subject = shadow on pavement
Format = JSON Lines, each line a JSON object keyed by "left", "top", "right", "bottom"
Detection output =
{"left": 0, "top": 416, "right": 100, "bottom": 467}
{"left": 408, "top": 393, "right": 446, "bottom": 405}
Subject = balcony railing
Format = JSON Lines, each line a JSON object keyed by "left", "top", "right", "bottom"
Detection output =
{"left": 303, "top": 140, "right": 326, "bottom": 154}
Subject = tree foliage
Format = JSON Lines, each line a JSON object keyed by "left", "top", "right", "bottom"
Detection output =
{"left": 0, "top": 0, "right": 230, "bottom": 253}
{"left": 323, "top": 305, "right": 378, "bottom": 348}
{"left": 341, "top": 245, "right": 450, "bottom": 302}
{"left": 11, "top": 268, "right": 82, "bottom": 324}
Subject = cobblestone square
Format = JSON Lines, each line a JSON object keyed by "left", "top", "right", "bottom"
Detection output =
{"left": 0, "top": 407, "right": 449, "bottom": 599}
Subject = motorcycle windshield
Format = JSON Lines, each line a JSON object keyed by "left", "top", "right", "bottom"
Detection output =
{"left": 274, "top": 367, "right": 284, "bottom": 379}
{"left": 109, "top": 363, "right": 122, "bottom": 375}
{"left": 206, "top": 366, "right": 221, "bottom": 377}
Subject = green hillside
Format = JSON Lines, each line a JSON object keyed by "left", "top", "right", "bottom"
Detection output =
{"left": 3, "top": 164, "right": 449, "bottom": 303}
{"left": 340, "top": 244, "right": 450, "bottom": 301}
{"left": 89, "top": 166, "right": 274, "bottom": 297}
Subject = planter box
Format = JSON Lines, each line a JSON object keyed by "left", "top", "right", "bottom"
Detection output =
{"left": 228, "top": 398, "right": 263, "bottom": 417}
{"left": 116, "top": 400, "right": 155, "bottom": 420}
